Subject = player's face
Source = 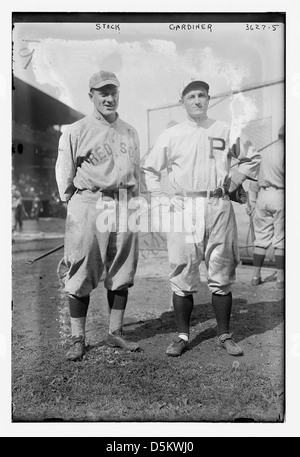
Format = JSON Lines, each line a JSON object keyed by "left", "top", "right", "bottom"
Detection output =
{"left": 182, "top": 88, "right": 210, "bottom": 121}
{"left": 89, "top": 84, "right": 119, "bottom": 120}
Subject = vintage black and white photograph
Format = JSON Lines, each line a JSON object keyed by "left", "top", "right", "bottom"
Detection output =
{"left": 9, "top": 9, "right": 290, "bottom": 431}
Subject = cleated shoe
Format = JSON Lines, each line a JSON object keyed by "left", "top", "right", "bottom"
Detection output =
{"left": 276, "top": 280, "right": 284, "bottom": 289}
{"left": 218, "top": 333, "right": 244, "bottom": 356}
{"left": 251, "top": 277, "right": 262, "bottom": 286}
{"left": 66, "top": 335, "right": 85, "bottom": 361}
{"left": 166, "top": 337, "right": 188, "bottom": 357}
{"left": 107, "top": 330, "right": 140, "bottom": 351}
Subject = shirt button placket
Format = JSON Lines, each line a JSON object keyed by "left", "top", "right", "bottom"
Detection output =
{"left": 112, "top": 128, "right": 123, "bottom": 187}
{"left": 111, "top": 128, "right": 118, "bottom": 158}
{"left": 119, "top": 160, "right": 123, "bottom": 186}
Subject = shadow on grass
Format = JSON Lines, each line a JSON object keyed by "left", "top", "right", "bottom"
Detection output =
{"left": 123, "top": 297, "right": 284, "bottom": 352}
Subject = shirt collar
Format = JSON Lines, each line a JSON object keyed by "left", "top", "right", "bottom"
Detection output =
{"left": 186, "top": 115, "right": 209, "bottom": 127}
{"left": 92, "top": 109, "right": 119, "bottom": 125}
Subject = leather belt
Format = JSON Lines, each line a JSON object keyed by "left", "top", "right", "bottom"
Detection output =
{"left": 261, "top": 186, "right": 283, "bottom": 190}
{"left": 76, "top": 188, "right": 132, "bottom": 200}
{"left": 185, "top": 187, "right": 228, "bottom": 198}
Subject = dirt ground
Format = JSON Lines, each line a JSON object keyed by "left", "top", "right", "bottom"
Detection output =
{"left": 10, "top": 217, "right": 285, "bottom": 424}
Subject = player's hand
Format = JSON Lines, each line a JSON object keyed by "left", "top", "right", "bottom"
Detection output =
{"left": 152, "top": 195, "right": 185, "bottom": 212}
{"left": 246, "top": 202, "right": 256, "bottom": 215}
{"left": 170, "top": 195, "right": 185, "bottom": 212}
{"left": 130, "top": 196, "right": 149, "bottom": 215}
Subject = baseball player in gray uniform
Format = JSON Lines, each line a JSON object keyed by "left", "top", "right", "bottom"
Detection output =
{"left": 56, "top": 71, "right": 140, "bottom": 360}
{"left": 142, "top": 78, "right": 261, "bottom": 357}
{"left": 249, "top": 125, "right": 285, "bottom": 288}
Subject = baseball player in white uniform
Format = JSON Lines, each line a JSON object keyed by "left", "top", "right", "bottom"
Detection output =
{"left": 142, "top": 78, "right": 261, "bottom": 357}
{"left": 249, "top": 125, "right": 285, "bottom": 288}
{"left": 56, "top": 71, "right": 140, "bottom": 360}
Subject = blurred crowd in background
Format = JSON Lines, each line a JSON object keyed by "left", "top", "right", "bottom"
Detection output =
{"left": 12, "top": 172, "right": 67, "bottom": 232}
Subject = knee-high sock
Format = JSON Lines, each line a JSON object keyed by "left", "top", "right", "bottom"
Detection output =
{"left": 107, "top": 290, "right": 128, "bottom": 334}
{"left": 69, "top": 294, "right": 90, "bottom": 338}
{"left": 275, "top": 249, "right": 284, "bottom": 282}
{"left": 173, "top": 293, "right": 194, "bottom": 340}
{"left": 252, "top": 247, "right": 266, "bottom": 278}
{"left": 212, "top": 292, "right": 232, "bottom": 337}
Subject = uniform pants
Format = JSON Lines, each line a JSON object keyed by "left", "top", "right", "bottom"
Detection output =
{"left": 253, "top": 187, "right": 284, "bottom": 250}
{"left": 63, "top": 190, "right": 139, "bottom": 297}
{"left": 166, "top": 196, "right": 239, "bottom": 296}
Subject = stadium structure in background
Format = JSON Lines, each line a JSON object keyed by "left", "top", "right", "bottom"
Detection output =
{"left": 12, "top": 76, "right": 84, "bottom": 217}
{"left": 142, "top": 79, "right": 284, "bottom": 264}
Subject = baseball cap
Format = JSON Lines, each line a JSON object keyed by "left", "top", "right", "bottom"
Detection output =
{"left": 181, "top": 78, "right": 209, "bottom": 98}
{"left": 89, "top": 71, "right": 120, "bottom": 90}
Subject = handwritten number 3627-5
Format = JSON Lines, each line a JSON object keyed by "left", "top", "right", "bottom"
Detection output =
{"left": 245, "top": 24, "right": 279, "bottom": 31}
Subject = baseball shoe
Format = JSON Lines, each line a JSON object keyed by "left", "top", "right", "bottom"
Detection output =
{"left": 66, "top": 335, "right": 86, "bottom": 361}
{"left": 166, "top": 337, "right": 188, "bottom": 357}
{"left": 218, "top": 333, "right": 244, "bottom": 356}
{"left": 106, "top": 330, "right": 140, "bottom": 351}
{"left": 276, "top": 280, "right": 284, "bottom": 289}
{"left": 251, "top": 276, "right": 262, "bottom": 286}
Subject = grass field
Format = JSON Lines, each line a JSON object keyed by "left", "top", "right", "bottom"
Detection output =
{"left": 12, "top": 339, "right": 283, "bottom": 423}
{"left": 12, "top": 242, "right": 284, "bottom": 424}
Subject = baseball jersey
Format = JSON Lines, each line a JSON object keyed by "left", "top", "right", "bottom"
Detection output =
{"left": 257, "top": 139, "right": 284, "bottom": 189}
{"left": 142, "top": 117, "right": 260, "bottom": 197}
{"left": 56, "top": 110, "right": 140, "bottom": 202}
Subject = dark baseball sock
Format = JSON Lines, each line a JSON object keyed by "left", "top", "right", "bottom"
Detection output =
{"left": 252, "top": 249, "right": 266, "bottom": 279}
{"left": 107, "top": 290, "right": 128, "bottom": 334}
{"left": 212, "top": 292, "right": 232, "bottom": 337}
{"left": 107, "top": 289, "right": 128, "bottom": 309}
{"left": 275, "top": 253, "right": 284, "bottom": 270}
{"left": 68, "top": 294, "right": 90, "bottom": 338}
{"left": 173, "top": 292, "right": 194, "bottom": 339}
{"left": 275, "top": 250, "right": 284, "bottom": 282}
{"left": 253, "top": 253, "right": 265, "bottom": 267}
{"left": 69, "top": 294, "right": 90, "bottom": 318}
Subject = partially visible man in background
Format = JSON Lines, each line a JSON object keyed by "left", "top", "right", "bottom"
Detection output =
{"left": 30, "top": 192, "right": 43, "bottom": 221}
{"left": 249, "top": 125, "right": 285, "bottom": 289}
{"left": 12, "top": 184, "right": 27, "bottom": 233}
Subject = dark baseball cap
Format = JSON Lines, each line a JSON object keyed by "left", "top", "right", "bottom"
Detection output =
{"left": 181, "top": 78, "right": 210, "bottom": 97}
{"left": 89, "top": 71, "right": 120, "bottom": 90}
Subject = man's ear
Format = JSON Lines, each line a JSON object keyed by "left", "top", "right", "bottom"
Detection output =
{"left": 179, "top": 98, "right": 184, "bottom": 105}
{"left": 88, "top": 91, "right": 93, "bottom": 101}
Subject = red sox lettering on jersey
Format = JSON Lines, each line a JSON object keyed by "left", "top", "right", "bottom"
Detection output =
{"left": 87, "top": 140, "right": 135, "bottom": 165}
{"left": 56, "top": 112, "right": 140, "bottom": 202}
